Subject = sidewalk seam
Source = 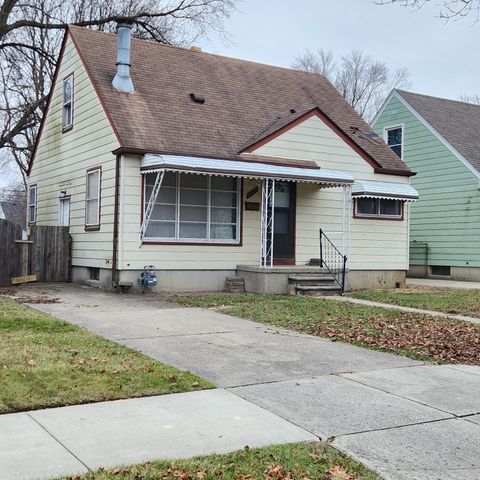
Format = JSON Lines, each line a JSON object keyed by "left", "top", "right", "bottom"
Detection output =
{"left": 26, "top": 413, "right": 91, "bottom": 472}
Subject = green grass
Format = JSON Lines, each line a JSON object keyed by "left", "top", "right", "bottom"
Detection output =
{"left": 349, "top": 288, "right": 480, "bottom": 318}
{"left": 171, "top": 293, "right": 480, "bottom": 365}
{"left": 59, "top": 442, "right": 381, "bottom": 480}
{"left": 0, "top": 297, "right": 213, "bottom": 413}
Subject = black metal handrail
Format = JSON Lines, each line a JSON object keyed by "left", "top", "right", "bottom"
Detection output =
{"left": 319, "top": 228, "right": 347, "bottom": 293}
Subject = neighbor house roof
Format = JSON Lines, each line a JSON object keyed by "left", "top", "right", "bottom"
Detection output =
{"left": 0, "top": 201, "right": 25, "bottom": 226}
{"left": 60, "top": 26, "right": 412, "bottom": 175}
{"left": 396, "top": 90, "right": 480, "bottom": 174}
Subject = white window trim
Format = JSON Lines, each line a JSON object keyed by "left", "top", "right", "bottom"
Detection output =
{"left": 58, "top": 196, "right": 71, "bottom": 227}
{"left": 383, "top": 124, "right": 404, "bottom": 159}
{"left": 354, "top": 197, "right": 403, "bottom": 219}
{"left": 143, "top": 173, "right": 241, "bottom": 244}
{"left": 28, "top": 185, "right": 37, "bottom": 224}
{"left": 63, "top": 74, "right": 74, "bottom": 130}
{"left": 85, "top": 168, "right": 101, "bottom": 227}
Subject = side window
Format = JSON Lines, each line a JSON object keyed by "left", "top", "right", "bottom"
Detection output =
{"left": 355, "top": 198, "right": 403, "bottom": 219}
{"left": 385, "top": 126, "right": 403, "bottom": 158}
{"left": 63, "top": 74, "right": 74, "bottom": 130}
{"left": 28, "top": 185, "right": 37, "bottom": 224}
{"left": 85, "top": 168, "right": 101, "bottom": 229}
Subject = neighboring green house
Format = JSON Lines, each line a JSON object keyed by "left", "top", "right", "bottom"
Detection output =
{"left": 372, "top": 90, "right": 480, "bottom": 280}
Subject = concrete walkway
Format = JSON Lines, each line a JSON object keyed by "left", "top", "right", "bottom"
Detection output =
{"left": 326, "top": 295, "right": 480, "bottom": 326}
{"left": 1, "top": 389, "right": 315, "bottom": 480}
{"left": 6, "top": 283, "right": 480, "bottom": 480}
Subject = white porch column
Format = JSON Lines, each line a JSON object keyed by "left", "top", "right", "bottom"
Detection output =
{"left": 260, "top": 178, "right": 275, "bottom": 267}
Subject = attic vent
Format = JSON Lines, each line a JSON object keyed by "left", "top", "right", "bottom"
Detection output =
{"left": 190, "top": 46, "right": 202, "bottom": 52}
{"left": 190, "top": 93, "right": 205, "bottom": 104}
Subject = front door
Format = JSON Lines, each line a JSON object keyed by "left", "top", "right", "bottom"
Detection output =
{"left": 273, "top": 182, "right": 295, "bottom": 264}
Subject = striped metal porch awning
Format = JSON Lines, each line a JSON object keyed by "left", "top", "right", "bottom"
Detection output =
{"left": 141, "top": 154, "right": 354, "bottom": 186}
{"left": 352, "top": 179, "right": 419, "bottom": 201}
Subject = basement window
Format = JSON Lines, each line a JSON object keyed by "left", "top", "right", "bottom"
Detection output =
{"left": 355, "top": 198, "right": 403, "bottom": 219}
{"left": 88, "top": 267, "right": 100, "bottom": 281}
{"left": 431, "top": 265, "right": 451, "bottom": 276}
{"left": 62, "top": 74, "right": 74, "bottom": 130}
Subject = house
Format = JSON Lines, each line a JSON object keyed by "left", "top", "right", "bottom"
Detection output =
{"left": 28, "top": 24, "right": 418, "bottom": 294}
{"left": 0, "top": 201, "right": 26, "bottom": 227}
{"left": 372, "top": 89, "right": 480, "bottom": 281}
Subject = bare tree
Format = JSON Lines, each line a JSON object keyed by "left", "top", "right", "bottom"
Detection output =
{"left": 0, "top": 0, "right": 236, "bottom": 188}
{"left": 375, "top": 0, "right": 480, "bottom": 22}
{"left": 292, "top": 48, "right": 410, "bottom": 122}
{"left": 458, "top": 93, "right": 480, "bottom": 105}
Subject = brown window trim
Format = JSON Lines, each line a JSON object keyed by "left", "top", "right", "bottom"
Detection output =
{"left": 140, "top": 174, "right": 244, "bottom": 247}
{"left": 62, "top": 72, "right": 74, "bottom": 132}
{"left": 85, "top": 166, "right": 102, "bottom": 231}
{"left": 353, "top": 198, "right": 404, "bottom": 221}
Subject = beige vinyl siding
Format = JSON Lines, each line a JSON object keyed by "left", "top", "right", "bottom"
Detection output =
{"left": 28, "top": 35, "right": 120, "bottom": 268}
{"left": 253, "top": 115, "right": 410, "bottom": 271}
{"left": 118, "top": 155, "right": 260, "bottom": 270}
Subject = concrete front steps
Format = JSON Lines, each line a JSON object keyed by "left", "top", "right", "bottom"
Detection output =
{"left": 288, "top": 273, "right": 343, "bottom": 296}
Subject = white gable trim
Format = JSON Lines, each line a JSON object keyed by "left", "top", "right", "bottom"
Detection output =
{"left": 373, "top": 90, "right": 480, "bottom": 182}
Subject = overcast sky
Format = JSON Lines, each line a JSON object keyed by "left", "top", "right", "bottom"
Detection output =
{"left": 199, "top": 0, "right": 479, "bottom": 100}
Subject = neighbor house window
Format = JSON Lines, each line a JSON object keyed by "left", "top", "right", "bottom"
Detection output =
{"left": 385, "top": 125, "right": 403, "bottom": 158}
{"left": 144, "top": 172, "right": 240, "bottom": 243}
{"left": 62, "top": 74, "right": 74, "bottom": 130}
{"left": 85, "top": 168, "right": 101, "bottom": 228}
{"left": 28, "top": 185, "right": 37, "bottom": 224}
{"left": 355, "top": 198, "right": 403, "bottom": 219}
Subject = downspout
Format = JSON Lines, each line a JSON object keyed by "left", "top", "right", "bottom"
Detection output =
{"left": 112, "top": 153, "right": 121, "bottom": 288}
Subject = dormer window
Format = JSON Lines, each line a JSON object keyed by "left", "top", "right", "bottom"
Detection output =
{"left": 385, "top": 125, "right": 403, "bottom": 158}
{"left": 62, "top": 74, "right": 74, "bottom": 130}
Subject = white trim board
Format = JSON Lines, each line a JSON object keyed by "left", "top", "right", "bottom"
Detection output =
{"left": 372, "top": 89, "right": 480, "bottom": 182}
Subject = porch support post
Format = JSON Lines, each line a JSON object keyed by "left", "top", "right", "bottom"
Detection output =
{"left": 341, "top": 184, "right": 352, "bottom": 264}
{"left": 139, "top": 169, "right": 165, "bottom": 247}
{"left": 260, "top": 178, "right": 275, "bottom": 267}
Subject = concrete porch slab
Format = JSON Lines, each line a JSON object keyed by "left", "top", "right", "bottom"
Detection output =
{"left": 28, "top": 389, "right": 316, "bottom": 471}
{"left": 342, "top": 365, "right": 480, "bottom": 416}
{"left": 230, "top": 375, "right": 451, "bottom": 439}
{"left": 0, "top": 412, "right": 87, "bottom": 480}
{"left": 334, "top": 419, "right": 480, "bottom": 480}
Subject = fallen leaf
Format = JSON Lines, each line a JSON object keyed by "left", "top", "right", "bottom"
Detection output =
{"left": 27, "top": 359, "right": 36, "bottom": 367}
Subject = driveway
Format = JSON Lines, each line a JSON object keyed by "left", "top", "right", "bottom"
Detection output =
{"left": 18, "top": 283, "right": 480, "bottom": 480}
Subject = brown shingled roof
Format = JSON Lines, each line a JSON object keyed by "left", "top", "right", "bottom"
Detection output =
{"left": 68, "top": 26, "right": 411, "bottom": 175}
{"left": 396, "top": 89, "right": 480, "bottom": 174}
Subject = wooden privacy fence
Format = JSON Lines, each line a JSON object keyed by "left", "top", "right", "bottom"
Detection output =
{"left": 0, "top": 219, "right": 71, "bottom": 286}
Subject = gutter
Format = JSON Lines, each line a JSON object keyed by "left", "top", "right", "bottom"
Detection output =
{"left": 112, "top": 153, "right": 121, "bottom": 288}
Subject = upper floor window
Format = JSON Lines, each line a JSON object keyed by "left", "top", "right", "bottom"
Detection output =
{"left": 144, "top": 172, "right": 240, "bottom": 243}
{"left": 85, "top": 168, "right": 101, "bottom": 229}
{"left": 28, "top": 185, "right": 37, "bottom": 224}
{"left": 355, "top": 198, "right": 403, "bottom": 219}
{"left": 385, "top": 125, "right": 403, "bottom": 158}
{"left": 63, "top": 74, "right": 74, "bottom": 130}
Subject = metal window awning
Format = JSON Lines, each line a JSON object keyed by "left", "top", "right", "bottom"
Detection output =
{"left": 352, "top": 180, "right": 419, "bottom": 201}
{"left": 141, "top": 154, "right": 354, "bottom": 185}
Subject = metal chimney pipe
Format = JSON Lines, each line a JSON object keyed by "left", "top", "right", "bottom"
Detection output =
{"left": 112, "top": 22, "right": 134, "bottom": 93}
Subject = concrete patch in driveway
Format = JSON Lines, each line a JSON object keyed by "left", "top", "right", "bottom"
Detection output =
{"left": 0, "top": 412, "right": 87, "bottom": 480}
{"left": 334, "top": 418, "right": 480, "bottom": 480}
{"left": 230, "top": 375, "right": 451, "bottom": 439}
{"left": 120, "top": 328, "right": 421, "bottom": 388}
{"left": 342, "top": 365, "right": 480, "bottom": 416}
{"left": 28, "top": 389, "right": 316, "bottom": 471}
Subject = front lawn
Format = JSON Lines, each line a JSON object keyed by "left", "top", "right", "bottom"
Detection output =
{"left": 350, "top": 287, "right": 480, "bottom": 318}
{"left": 60, "top": 442, "right": 381, "bottom": 480}
{"left": 0, "top": 297, "right": 212, "bottom": 413}
{"left": 172, "top": 293, "right": 480, "bottom": 365}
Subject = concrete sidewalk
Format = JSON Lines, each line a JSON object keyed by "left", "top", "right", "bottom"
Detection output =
{"left": 407, "top": 277, "right": 480, "bottom": 289}
{"left": 325, "top": 295, "right": 480, "bottom": 326}
{"left": 9, "top": 283, "right": 480, "bottom": 480}
{"left": 0, "top": 389, "right": 315, "bottom": 480}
